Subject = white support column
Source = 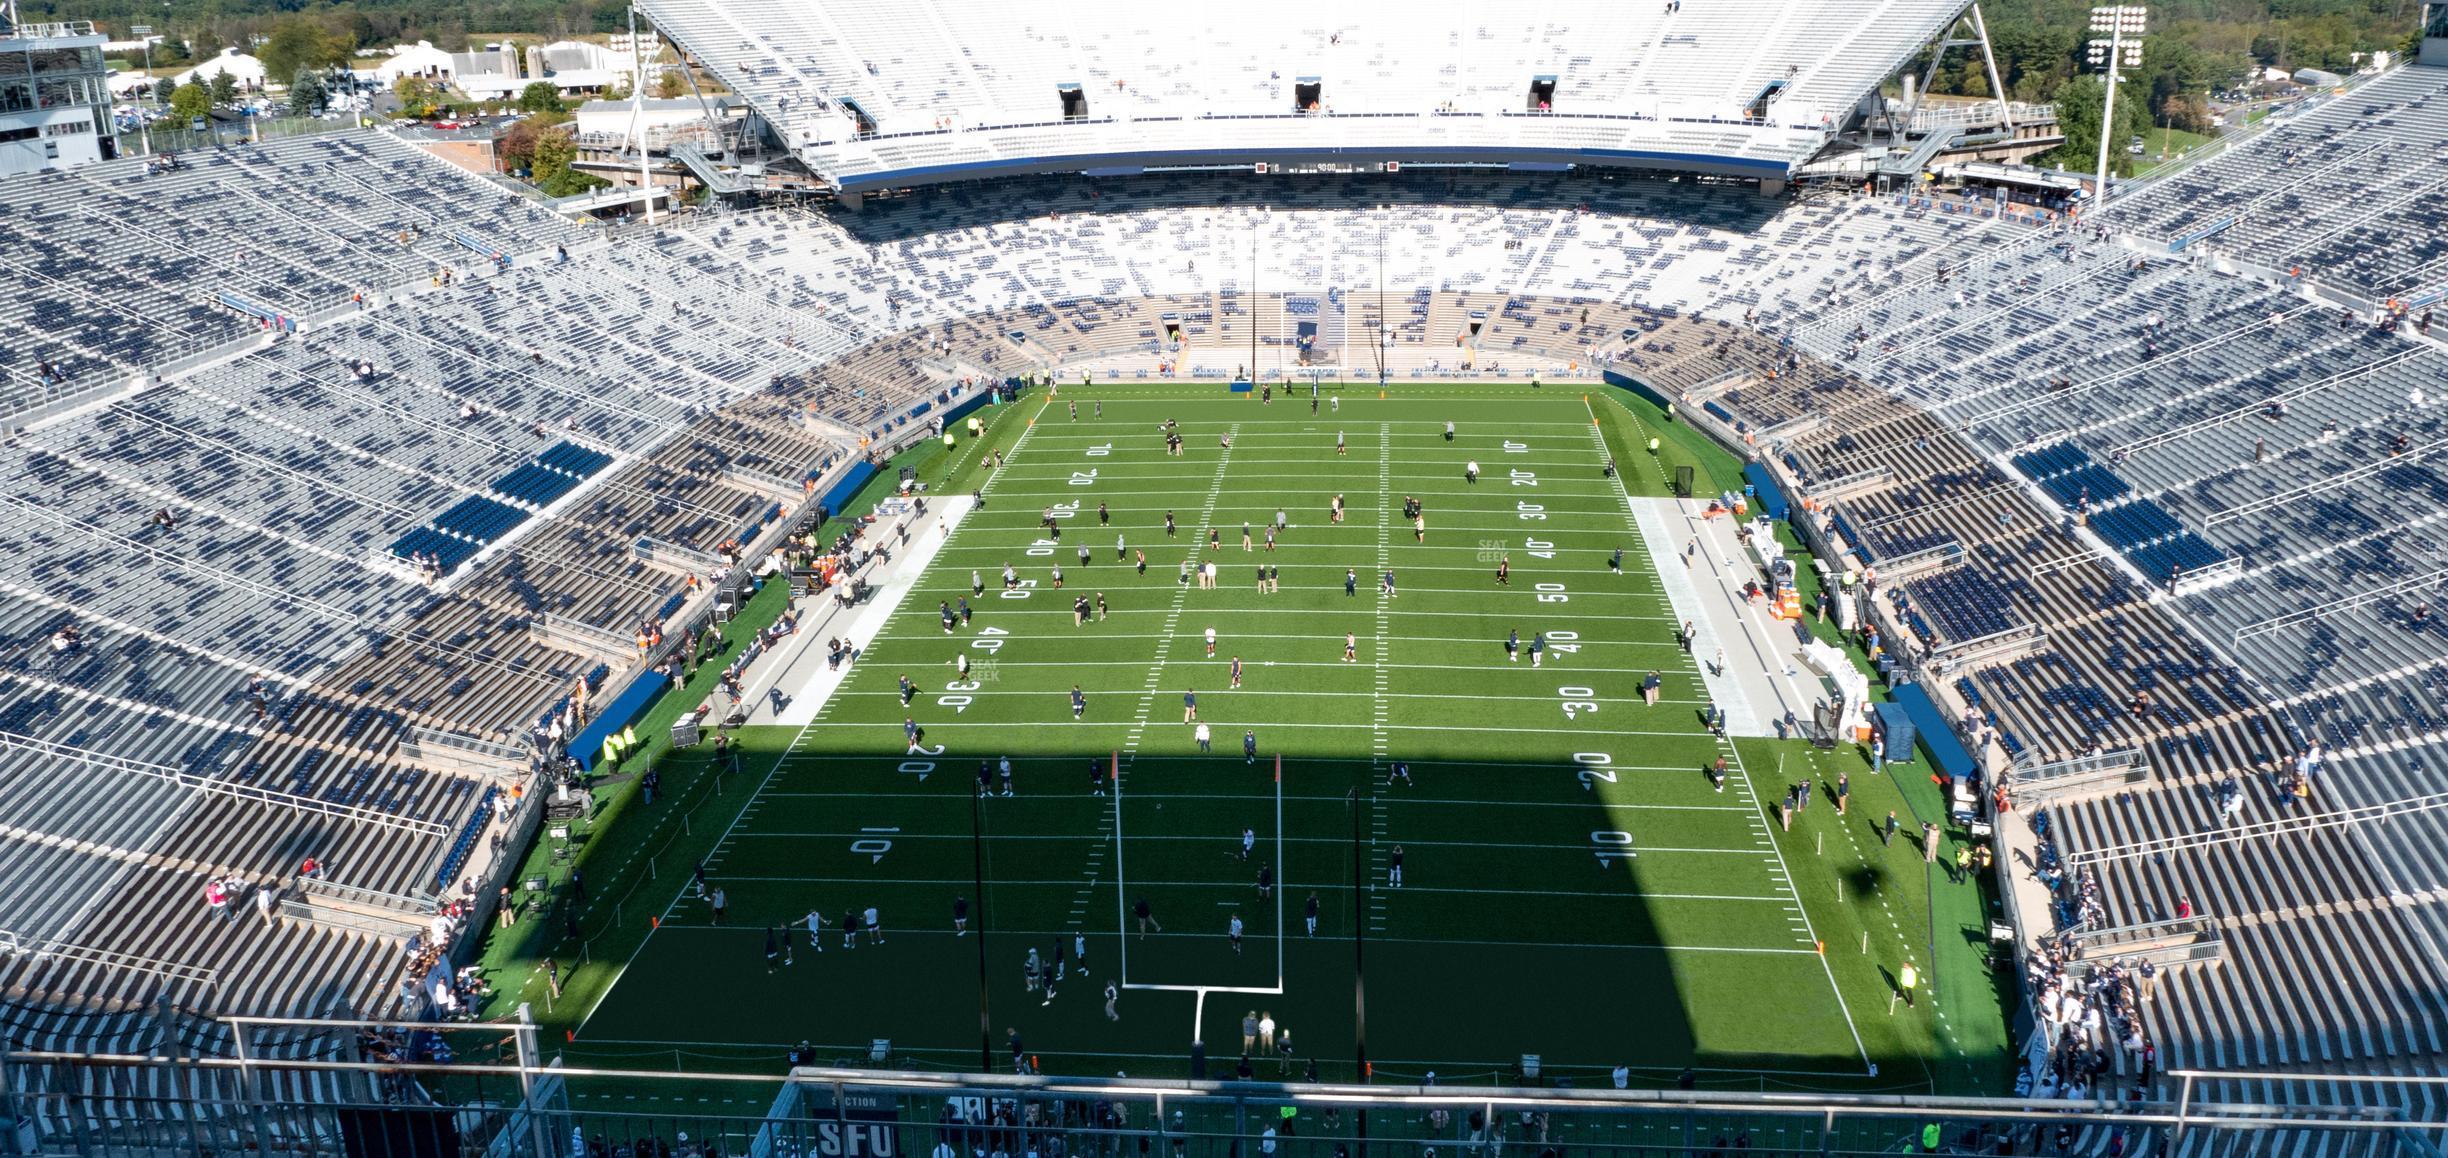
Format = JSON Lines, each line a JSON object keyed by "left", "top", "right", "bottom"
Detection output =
{"left": 1969, "top": 4, "right": 2014, "bottom": 136}
{"left": 631, "top": 6, "right": 656, "bottom": 225}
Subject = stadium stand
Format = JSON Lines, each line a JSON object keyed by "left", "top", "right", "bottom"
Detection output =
{"left": 635, "top": 0, "right": 1972, "bottom": 190}
{"left": 1687, "top": 61, "right": 2448, "bottom": 1132}
{"left": 0, "top": 32, "right": 2446, "bottom": 1149}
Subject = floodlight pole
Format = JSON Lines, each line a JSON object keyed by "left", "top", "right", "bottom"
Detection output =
{"left": 2089, "top": 6, "right": 2146, "bottom": 212}
{"left": 631, "top": 6, "right": 657, "bottom": 224}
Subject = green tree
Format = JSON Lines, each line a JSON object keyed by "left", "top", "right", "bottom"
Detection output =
{"left": 207, "top": 69, "right": 237, "bottom": 106}
{"left": 529, "top": 126, "right": 604, "bottom": 197}
{"left": 153, "top": 77, "right": 179, "bottom": 103}
{"left": 654, "top": 68, "right": 684, "bottom": 99}
{"left": 2047, "top": 72, "right": 2150, "bottom": 180}
{"left": 394, "top": 75, "right": 442, "bottom": 119}
{"left": 517, "top": 80, "right": 565, "bottom": 114}
{"left": 289, "top": 67, "right": 329, "bottom": 114}
{"left": 170, "top": 78, "right": 212, "bottom": 120}
{"left": 259, "top": 17, "right": 350, "bottom": 88}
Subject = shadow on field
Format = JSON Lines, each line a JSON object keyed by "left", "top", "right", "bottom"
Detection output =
{"left": 573, "top": 743, "right": 1905, "bottom": 1090}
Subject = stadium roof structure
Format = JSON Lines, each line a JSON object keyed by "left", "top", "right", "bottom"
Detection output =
{"left": 639, "top": 0, "right": 1974, "bottom": 191}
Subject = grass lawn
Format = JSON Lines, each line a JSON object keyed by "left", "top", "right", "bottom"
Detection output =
{"left": 2131, "top": 126, "right": 2219, "bottom": 179}
{"left": 477, "top": 382, "right": 2011, "bottom": 1098}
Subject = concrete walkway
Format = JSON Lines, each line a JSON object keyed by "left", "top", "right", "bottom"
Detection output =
{"left": 739, "top": 496, "right": 974, "bottom": 727}
{"left": 1635, "top": 497, "right": 1826, "bottom": 738}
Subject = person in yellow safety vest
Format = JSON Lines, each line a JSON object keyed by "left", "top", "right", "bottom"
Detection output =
{"left": 1921, "top": 1123, "right": 1940, "bottom": 1152}
{"left": 601, "top": 735, "right": 619, "bottom": 769}
{"left": 943, "top": 432, "right": 957, "bottom": 451}
{"left": 622, "top": 725, "right": 638, "bottom": 754}
{"left": 1647, "top": 437, "right": 1661, "bottom": 454}
{"left": 1898, "top": 961, "right": 1919, "bottom": 1007}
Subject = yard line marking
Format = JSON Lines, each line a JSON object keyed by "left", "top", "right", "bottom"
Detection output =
{"left": 827, "top": 687, "right": 1714, "bottom": 706}
{"left": 634, "top": 925, "right": 1817, "bottom": 954}
{"left": 1016, "top": 419, "right": 1606, "bottom": 436}
{"left": 757, "top": 787, "right": 1761, "bottom": 810}
{"left": 1369, "top": 423, "right": 1393, "bottom": 933}
{"left": 723, "top": 832, "right": 1783, "bottom": 856}
{"left": 876, "top": 618, "right": 1687, "bottom": 637}
{"left": 816, "top": 658, "right": 1706, "bottom": 678}
{"left": 806, "top": 719, "right": 1756, "bottom": 739}
{"left": 1116, "top": 422, "right": 1240, "bottom": 990}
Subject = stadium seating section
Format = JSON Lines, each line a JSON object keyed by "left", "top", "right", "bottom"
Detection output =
{"left": 1, "top": 54, "right": 2447, "bottom": 1127}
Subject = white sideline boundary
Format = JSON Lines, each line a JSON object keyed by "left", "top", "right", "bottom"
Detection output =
{"left": 745, "top": 495, "right": 976, "bottom": 727}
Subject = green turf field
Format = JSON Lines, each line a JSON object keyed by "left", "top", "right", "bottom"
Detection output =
{"left": 488, "top": 383, "right": 2007, "bottom": 1096}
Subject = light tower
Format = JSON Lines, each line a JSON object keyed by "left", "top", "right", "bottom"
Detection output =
{"left": 2087, "top": 5, "right": 2147, "bottom": 210}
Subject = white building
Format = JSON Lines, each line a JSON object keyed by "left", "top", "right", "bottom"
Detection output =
{"left": 373, "top": 41, "right": 457, "bottom": 85}
{"left": 526, "top": 41, "right": 635, "bottom": 94}
{"left": 173, "top": 46, "right": 266, "bottom": 90}
{"left": 106, "top": 69, "right": 162, "bottom": 98}
{"left": 0, "top": 19, "right": 114, "bottom": 175}
{"left": 451, "top": 44, "right": 524, "bottom": 99}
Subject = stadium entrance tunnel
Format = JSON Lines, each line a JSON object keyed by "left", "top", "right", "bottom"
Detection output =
{"left": 1295, "top": 79, "right": 1322, "bottom": 114}
{"left": 1528, "top": 75, "right": 1556, "bottom": 112}
{"left": 1058, "top": 83, "right": 1088, "bottom": 120}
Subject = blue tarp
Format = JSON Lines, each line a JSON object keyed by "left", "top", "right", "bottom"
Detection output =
{"left": 1601, "top": 368, "right": 1673, "bottom": 409}
{"left": 820, "top": 461, "right": 879, "bottom": 516}
{"left": 1742, "top": 462, "right": 1791, "bottom": 521}
{"left": 1889, "top": 681, "right": 1976, "bottom": 781}
{"left": 1229, "top": 381, "right": 1254, "bottom": 393}
{"left": 570, "top": 672, "right": 666, "bottom": 772}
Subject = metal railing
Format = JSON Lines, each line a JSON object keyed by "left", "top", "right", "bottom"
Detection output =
{"left": 2005, "top": 747, "right": 2149, "bottom": 798}
{"left": 0, "top": 730, "right": 450, "bottom": 837}
{"left": 0, "top": 929, "right": 222, "bottom": 989}
{"left": 2233, "top": 567, "right": 2448, "bottom": 642}
{"left": 124, "top": 113, "right": 357, "bottom": 157}
{"left": 3, "top": 1033, "right": 2446, "bottom": 1158}
{"left": 2062, "top": 791, "right": 2448, "bottom": 866}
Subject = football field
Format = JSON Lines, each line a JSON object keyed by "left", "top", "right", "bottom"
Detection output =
{"left": 571, "top": 385, "right": 1965, "bottom": 1088}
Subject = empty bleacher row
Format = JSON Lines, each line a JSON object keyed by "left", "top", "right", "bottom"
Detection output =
{"left": 2105, "top": 65, "right": 2448, "bottom": 300}
{"left": 675, "top": 170, "right": 1992, "bottom": 371}
{"left": 1750, "top": 69, "right": 2448, "bottom": 726}
{"left": 1731, "top": 64, "right": 2448, "bottom": 1128}
{"left": 1696, "top": 322, "right": 2285, "bottom": 778}
{"left": 643, "top": 0, "right": 1965, "bottom": 189}
{"left": 2033, "top": 751, "right": 2448, "bottom": 1100}
{"left": 0, "top": 131, "right": 582, "bottom": 417}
